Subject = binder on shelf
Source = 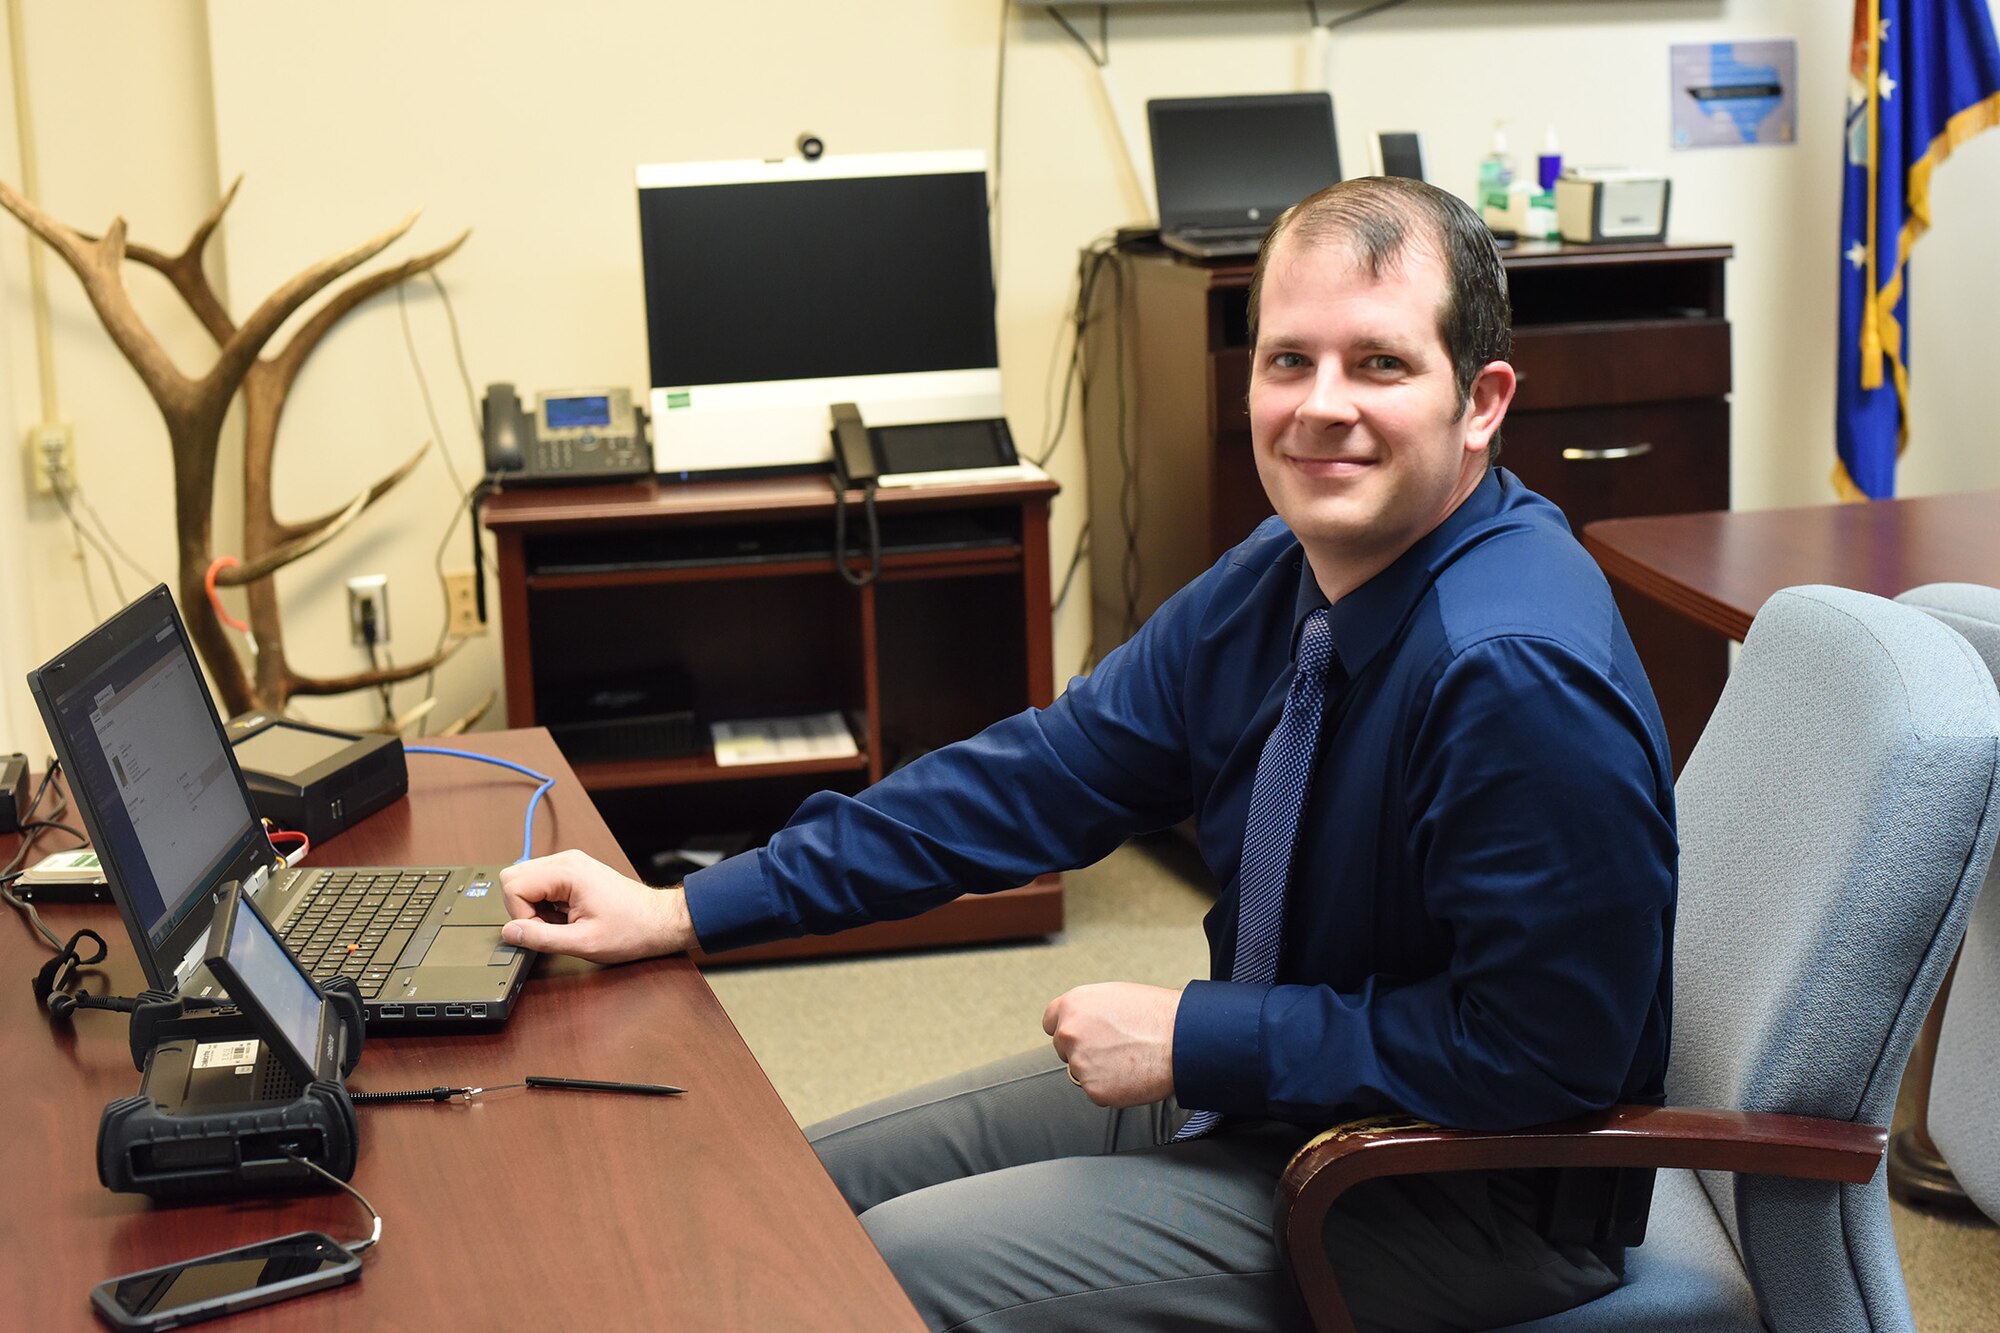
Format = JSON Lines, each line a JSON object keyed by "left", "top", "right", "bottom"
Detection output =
{"left": 710, "top": 712, "right": 859, "bottom": 767}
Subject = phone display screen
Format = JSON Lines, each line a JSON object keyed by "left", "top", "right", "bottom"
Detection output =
{"left": 93, "top": 1232, "right": 358, "bottom": 1329}
{"left": 544, "top": 395, "right": 611, "bottom": 429}
{"left": 208, "top": 887, "right": 328, "bottom": 1082}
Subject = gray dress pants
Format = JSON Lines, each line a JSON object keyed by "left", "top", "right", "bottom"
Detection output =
{"left": 806, "top": 1049, "right": 1620, "bottom": 1333}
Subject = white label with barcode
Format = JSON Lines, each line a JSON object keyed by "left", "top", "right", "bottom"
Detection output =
{"left": 193, "top": 1039, "right": 260, "bottom": 1070}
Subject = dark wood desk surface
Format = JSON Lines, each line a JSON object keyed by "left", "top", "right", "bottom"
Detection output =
{"left": 0, "top": 730, "right": 922, "bottom": 1331}
{"left": 480, "top": 468, "right": 1062, "bottom": 530}
{"left": 1582, "top": 489, "right": 2000, "bottom": 642}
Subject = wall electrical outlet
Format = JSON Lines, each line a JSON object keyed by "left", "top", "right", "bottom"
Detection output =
{"left": 347, "top": 574, "right": 390, "bottom": 647}
{"left": 26, "top": 422, "right": 76, "bottom": 496}
{"left": 443, "top": 570, "right": 485, "bottom": 637}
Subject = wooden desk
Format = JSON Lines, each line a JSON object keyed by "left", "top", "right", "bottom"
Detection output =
{"left": 483, "top": 473, "right": 1064, "bottom": 962}
{"left": 1582, "top": 489, "right": 2000, "bottom": 641}
{"left": 0, "top": 730, "right": 922, "bottom": 1331}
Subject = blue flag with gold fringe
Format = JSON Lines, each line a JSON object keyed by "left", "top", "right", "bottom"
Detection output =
{"left": 1837, "top": 0, "right": 2000, "bottom": 500}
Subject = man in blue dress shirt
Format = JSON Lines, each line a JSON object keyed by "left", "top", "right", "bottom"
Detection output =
{"left": 500, "top": 177, "right": 1677, "bottom": 1332}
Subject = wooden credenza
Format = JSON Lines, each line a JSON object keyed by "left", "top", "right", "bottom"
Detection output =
{"left": 1081, "top": 240, "right": 1733, "bottom": 768}
{"left": 483, "top": 473, "right": 1064, "bottom": 961}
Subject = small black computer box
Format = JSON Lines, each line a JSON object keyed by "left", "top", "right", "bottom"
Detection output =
{"left": 224, "top": 713, "right": 408, "bottom": 844}
{"left": 1, "top": 751, "right": 27, "bottom": 834}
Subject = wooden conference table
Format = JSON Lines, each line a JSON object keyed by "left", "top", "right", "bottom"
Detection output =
{"left": 1582, "top": 488, "right": 2000, "bottom": 642}
{"left": 0, "top": 729, "right": 923, "bottom": 1331}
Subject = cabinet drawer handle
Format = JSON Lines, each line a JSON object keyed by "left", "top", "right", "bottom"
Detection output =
{"left": 1560, "top": 443, "right": 1654, "bottom": 462}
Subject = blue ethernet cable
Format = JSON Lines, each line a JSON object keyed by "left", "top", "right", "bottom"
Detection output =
{"left": 402, "top": 746, "right": 555, "bottom": 864}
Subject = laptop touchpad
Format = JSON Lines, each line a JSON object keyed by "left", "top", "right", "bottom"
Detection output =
{"left": 424, "top": 926, "right": 504, "bottom": 967}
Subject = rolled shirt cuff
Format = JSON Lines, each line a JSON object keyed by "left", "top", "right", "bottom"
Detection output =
{"left": 1172, "top": 978, "right": 1272, "bottom": 1117}
{"left": 682, "top": 849, "right": 802, "bottom": 953}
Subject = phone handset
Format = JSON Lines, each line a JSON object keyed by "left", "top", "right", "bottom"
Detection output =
{"left": 829, "top": 401, "right": 880, "bottom": 488}
{"left": 828, "top": 402, "right": 881, "bottom": 586}
{"left": 481, "top": 382, "right": 529, "bottom": 476}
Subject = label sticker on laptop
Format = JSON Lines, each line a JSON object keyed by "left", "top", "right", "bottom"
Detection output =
{"left": 193, "top": 1039, "right": 260, "bottom": 1072}
{"left": 466, "top": 885, "right": 490, "bottom": 897}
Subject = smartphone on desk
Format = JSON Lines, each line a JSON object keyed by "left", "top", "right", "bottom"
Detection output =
{"left": 90, "top": 1231, "right": 360, "bottom": 1330}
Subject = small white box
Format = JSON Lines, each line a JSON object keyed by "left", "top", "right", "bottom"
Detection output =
{"left": 1555, "top": 170, "right": 1671, "bottom": 243}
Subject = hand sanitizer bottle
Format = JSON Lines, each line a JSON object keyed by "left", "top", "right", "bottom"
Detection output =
{"left": 1536, "top": 125, "right": 1563, "bottom": 192}
{"left": 1529, "top": 126, "right": 1563, "bottom": 239}
{"left": 1478, "top": 122, "right": 1516, "bottom": 230}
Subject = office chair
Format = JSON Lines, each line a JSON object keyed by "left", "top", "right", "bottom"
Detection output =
{"left": 1275, "top": 585, "right": 2000, "bottom": 1333}
{"left": 1895, "top": 582, "right": 2000, "bottom": 1223}
{"left": 1934, "top": 855, "right": 2000, "bottom": 1223}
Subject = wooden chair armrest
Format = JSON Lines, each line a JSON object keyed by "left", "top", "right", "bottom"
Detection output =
{"left": 1276, "top": 1106, "right": 1887, "bottom": 1333}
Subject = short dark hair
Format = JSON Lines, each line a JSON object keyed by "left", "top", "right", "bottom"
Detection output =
{"left": 1246, "top": 176, "right": 1512, "bottom": 423}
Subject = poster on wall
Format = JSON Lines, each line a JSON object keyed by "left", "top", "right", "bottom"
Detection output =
{"left": 1671, "top": 40, "right": 1799, "bottom": 148}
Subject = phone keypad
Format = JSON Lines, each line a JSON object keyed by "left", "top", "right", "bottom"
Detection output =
{"left": 533, "top": 434, "right": 643, "bottom": 473}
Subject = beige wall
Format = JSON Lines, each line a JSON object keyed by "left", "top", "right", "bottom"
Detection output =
{"left": 1, "top": 0, "right": 224, "bottom": 753}
{"left": 5, "top": 0, "right": 2000, "bottom": 754}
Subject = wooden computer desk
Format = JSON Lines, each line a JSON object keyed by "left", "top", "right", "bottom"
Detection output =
{"left": 0, "top": 729, "right": 922, "bottom": 1331}
{"left": 483, "top": 473, "right": 1064, "bottom": 963}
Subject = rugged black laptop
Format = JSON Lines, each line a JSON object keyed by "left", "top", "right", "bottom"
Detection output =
{"left": 1148, "top": 92, "right": 1342, "bottom": 261}
{"left": 26, "top": 586, "right": 531, "bottom": 1029}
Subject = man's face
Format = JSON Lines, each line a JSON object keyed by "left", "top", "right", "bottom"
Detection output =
{"left": 1249, "top": 233, "right": 1511, "bottom": 596}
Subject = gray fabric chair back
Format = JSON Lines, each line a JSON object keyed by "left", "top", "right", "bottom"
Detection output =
{"left": 1895, "top": 582, "right": 2000, "bottom": 1220}
{"left": 1667, "top": 586, "right": 2000, "bottom": 1330}
{"left": 1934, "top": 869, "right": 2000, "bottom": 1220}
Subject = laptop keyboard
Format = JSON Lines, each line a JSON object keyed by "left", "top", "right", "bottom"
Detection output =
{"left": 281, "top": 870, "right": 448, "bottom": 999}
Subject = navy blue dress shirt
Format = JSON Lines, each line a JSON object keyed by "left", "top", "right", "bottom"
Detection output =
{"left": 687, "top": 468, "right": 1678, "bottom": 1132}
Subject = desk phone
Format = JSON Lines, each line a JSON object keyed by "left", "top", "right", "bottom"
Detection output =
{"left": 482, "top": 382, "right": 652, "bottom": 484}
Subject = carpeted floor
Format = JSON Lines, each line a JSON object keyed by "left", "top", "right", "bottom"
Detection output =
{"left": 705, "top": 834, "right": 2000, "bottom": 1330}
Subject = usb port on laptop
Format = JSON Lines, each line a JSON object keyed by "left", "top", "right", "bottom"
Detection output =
{"left": 378, "top": 1004, "right": 404, "bottom": 1019}
{"left": 415, "top": 1005, "right": 437, "bottom": 1018}
{"left": 444, "top": 1004, "right": 467, "bottom": 1018}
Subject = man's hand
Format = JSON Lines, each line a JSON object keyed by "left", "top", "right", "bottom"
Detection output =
{"left": 1041, "top": 982, "right": 1183, "bottom": 1108}
{"left": 498, "top": 849, "right": 695, "bottom": 964}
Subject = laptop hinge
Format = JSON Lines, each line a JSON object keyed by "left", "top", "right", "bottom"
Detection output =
{"left": 172, "top": 931, "right": 209, "bottom": 990}
{"left": 171, "top": 864, "right": 272, "bottom": 990}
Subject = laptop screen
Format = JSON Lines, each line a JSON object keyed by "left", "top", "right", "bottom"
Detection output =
{"left": 28, "top": 587, "right": 271, "bottom": 989}
{"left": 1148, "top": 93, "right": 1341, "bottom": 232}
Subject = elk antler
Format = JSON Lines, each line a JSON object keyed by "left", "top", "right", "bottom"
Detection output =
{"left": 4, "top": 174, "right": 475, "bottom": 719}
{"left": 206, "top": 211, "right": 420, "bottom": 398}
{"left": 0, "top": 180, "right": 199, "bottom": 406}
{"left": 211, "top": 441, "right": 431, "bottom": 585}
{"left": 283, "top": 637, "right": 466, "bottom": 697}
{"left": 435, "top": 691, "right": 498, "bottom": 737}
{"left": 112, "top": 174, "right": 242, "bottom": 342}
{"left": 277, "top": 443, "right": 429, "bottom": 548}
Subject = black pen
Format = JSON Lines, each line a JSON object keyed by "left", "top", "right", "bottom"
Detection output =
{"left": 526, "top": 1075, "right": 685, "bottom": 1096}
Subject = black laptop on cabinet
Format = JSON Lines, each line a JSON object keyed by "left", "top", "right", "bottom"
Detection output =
{"left": 1148, "top": 92, "right": 1342, "bottom": 261}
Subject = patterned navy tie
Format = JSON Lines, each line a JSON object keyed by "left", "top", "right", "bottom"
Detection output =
{"left": 1176, "top": 606, "right": 1336, "bottom": 1141}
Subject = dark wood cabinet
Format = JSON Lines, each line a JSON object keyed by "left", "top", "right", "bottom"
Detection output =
{"left": 484, "top": 473, "right": 1064, "bottom": 961}
{"left": 1082, "top": 240, "right": 1732, "bottom": 768}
